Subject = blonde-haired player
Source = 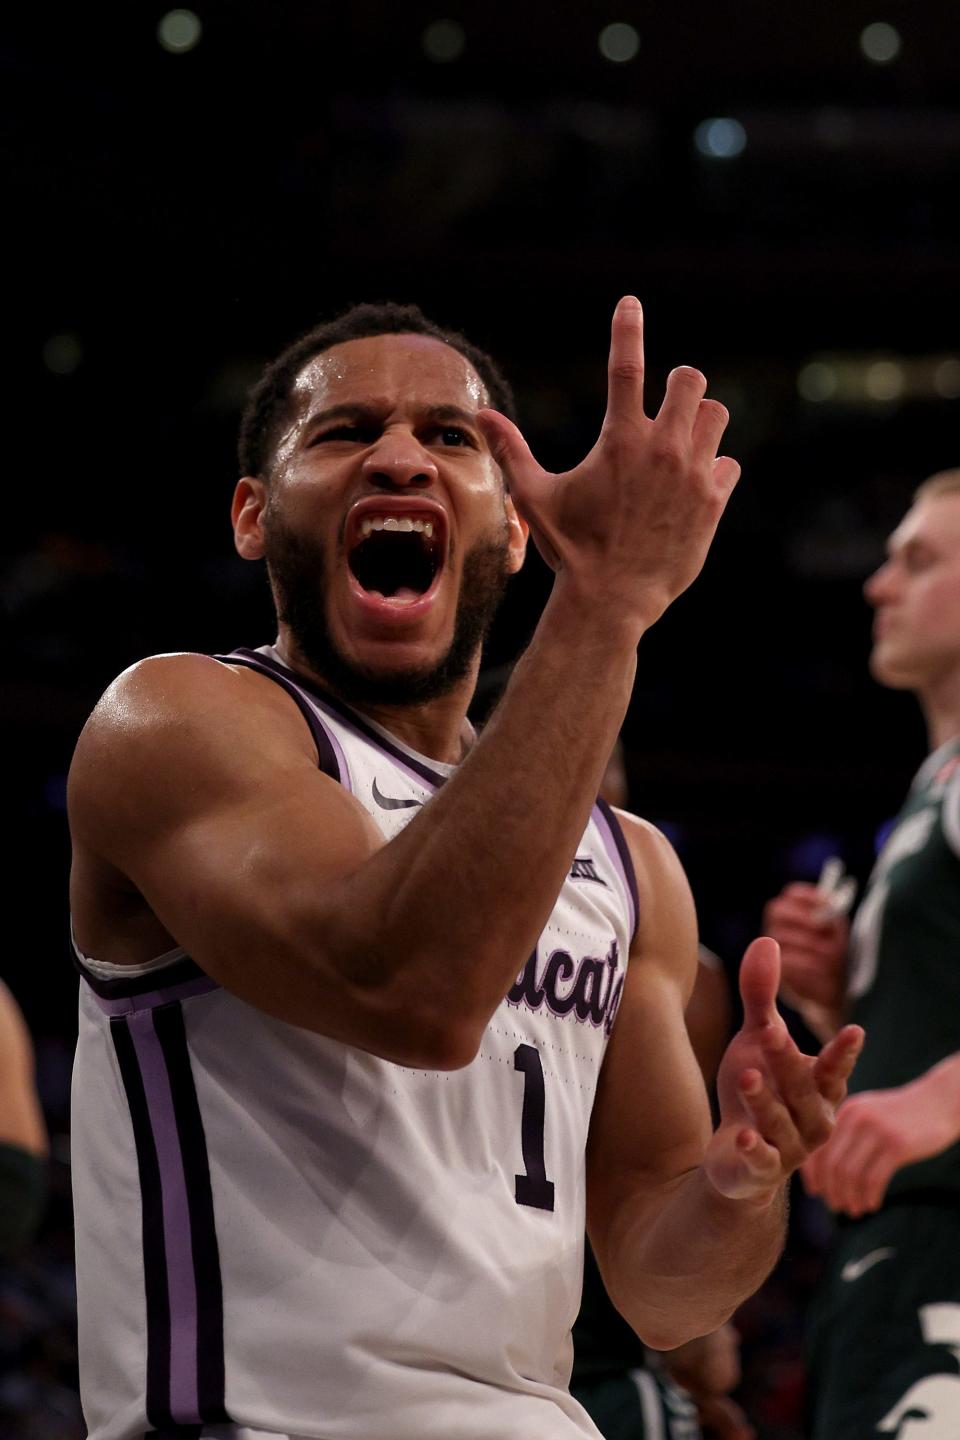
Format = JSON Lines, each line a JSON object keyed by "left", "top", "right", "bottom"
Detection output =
{"left": 765, "top": 469, "right": 960, "bottom": 1438}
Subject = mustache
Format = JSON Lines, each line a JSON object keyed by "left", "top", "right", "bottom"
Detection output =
{"left": 262, "top": 509, "right": 511, "bottom": 709}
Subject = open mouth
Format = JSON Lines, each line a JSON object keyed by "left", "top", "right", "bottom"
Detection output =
{"left": 347, "top": 513, "right": 445, "bottom": 601}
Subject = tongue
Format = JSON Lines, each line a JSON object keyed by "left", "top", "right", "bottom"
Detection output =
{"left": 369, "top": 586, "right": 424, "bottom": 605}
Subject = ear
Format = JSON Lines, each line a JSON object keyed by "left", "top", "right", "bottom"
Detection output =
{"left": 504, "top": 494, "right": 529, "bottom": 575}
{"left": 232, "top": 477, "right": 268, "bottom": 559}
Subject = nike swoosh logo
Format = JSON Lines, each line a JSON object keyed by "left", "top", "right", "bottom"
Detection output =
{"left": 841, "top": 1246, "right": 896, "bottom": 1283}
{"left": 372, "top": 778, "right": 424, "bottom": 811}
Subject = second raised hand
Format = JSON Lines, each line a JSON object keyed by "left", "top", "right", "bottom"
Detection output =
{"left": 705, "top": 938, "right": 864, "bottom": 1203}
{"left": 476, "top": 296, "right": 742, "bottom": 632}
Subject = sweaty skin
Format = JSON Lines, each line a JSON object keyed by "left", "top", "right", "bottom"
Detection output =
{"left": 70, "top": 299, "right": 861, "bottom": 1347}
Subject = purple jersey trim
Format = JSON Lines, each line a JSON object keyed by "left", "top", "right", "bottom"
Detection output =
{"left": 110, "top": 1016, "right": 173, "bottom": 1428}
{"left": 593, "top": 798, "right": 639, "bottom": 944}
{"left": 111, "top": 1005, "right": 229, "bottom": 1430}
{"left": 128, "top": 1010, "right": 200, "bottom": 1422}
{"left": 87, "top": 973, "right": 220, "bottom": 1017}
{"left": 154, "top": 1004, "right": 228, "bottom": 1421}
{"left": 73, "top": 947, "right": 216, "bottom": 1003}
{"left": 228, "top": 647, "right": 448, "bottom": 790}
{"left": 215, "top": 650, "right": 345, "bottom": 787}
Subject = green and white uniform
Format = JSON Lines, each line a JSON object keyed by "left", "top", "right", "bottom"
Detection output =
{"left": 572, "top": 1244, "right": 699, "bottom": 1440}
{"left": 808, "top": 737, "right": 960, "bottom": 1439}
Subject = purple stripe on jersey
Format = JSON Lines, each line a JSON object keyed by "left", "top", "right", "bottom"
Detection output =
{"left": 153, "top": 1005, "right": 228, "bottom": 1423}
{"left": 128, "top": 1009, "right": 200, "bottom": 1424}
{"left": 593, "top": 799, "right": 639, "bottom": 942}
{"left": 86, "top": 973, "right": 220, "bottom": 1017}
{"left": 320, "top": 714, "right": 350, "bottom": 791}
{"left": 216, "top": 652, "right": 344, "bottom": 786}
{"left": 110, "top": 1018, "right": 173, "bottom": 1427}
{"left": 228, "top": 648, "right": 448, "bottom": 789}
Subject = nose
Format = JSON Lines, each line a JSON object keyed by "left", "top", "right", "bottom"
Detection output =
{"left": 361, "top": 429, "right": 438, "bottom": 490}
{"left": 864, "top": 560, "right": 893, "bottom": 607}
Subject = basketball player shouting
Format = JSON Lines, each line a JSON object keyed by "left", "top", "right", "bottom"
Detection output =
{"left": 765, "top": 470, "right": 960, "bottom": 1438}
{"left": 69, "top": 297, "right": 861, "bottom": 1440}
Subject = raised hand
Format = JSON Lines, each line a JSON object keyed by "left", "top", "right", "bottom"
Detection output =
{"left": 704, "top": 938, "right": 863, "bottom": 1203}
{"left": 476, "top": 296, "right": 741, "bottom": 631}
{"left": 762, "top": 881, "right": 849, "bottom": 1011}
{"left": 802, "top": 1075, "right": 960, "bottom": 1218}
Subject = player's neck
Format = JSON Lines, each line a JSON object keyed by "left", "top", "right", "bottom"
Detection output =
{"left": 345, "top": 687, "right": 478, "bottom": 765}
{"left": 275, "top": 634, "right": 479, "bottom": 765}
{"left": 918, "top": 666, "right": 960, "bottom": 752}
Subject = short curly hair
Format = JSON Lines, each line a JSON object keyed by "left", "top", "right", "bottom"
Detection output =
{"left": 238, "top": 301, "right": 517, "bottom": 479}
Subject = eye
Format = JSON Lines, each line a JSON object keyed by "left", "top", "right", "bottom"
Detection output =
{"left": 903, "top": 547, "right": 935, "bottom": 574}
{"left": 310, "top": 423, "right": 378, "bottom": 446}
{"left": 435, "top": 426, "right": 474, "bottom": 448}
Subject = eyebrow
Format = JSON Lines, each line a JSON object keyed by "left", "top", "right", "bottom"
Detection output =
{"left": 302, "top": 401, "right": 482, "bottom": 431}
{"left": 423, "top": 404, "right": 483, "bottom": 427}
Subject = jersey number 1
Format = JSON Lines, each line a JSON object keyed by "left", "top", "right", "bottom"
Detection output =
{"left": 514, "top": 1043, "right": 555, "bottom": 1211}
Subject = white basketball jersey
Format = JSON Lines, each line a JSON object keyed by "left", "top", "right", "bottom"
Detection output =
{"left": 71, "top": 645, "right": 639, "bottom": 1440}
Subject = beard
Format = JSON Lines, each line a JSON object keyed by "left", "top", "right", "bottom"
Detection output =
{"left": 263, "top": 508, "right": 511, "bottom": 707}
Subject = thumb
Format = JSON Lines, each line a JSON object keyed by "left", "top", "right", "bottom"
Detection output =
{"left": 476, "top": 409, "right": 543, "bottom": 501}
{"left": 738, "top": 936, "right": 782, "bottom": 1029}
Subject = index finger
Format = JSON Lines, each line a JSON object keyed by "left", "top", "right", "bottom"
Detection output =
{"left": 605, "top": 295, "right": 645, "bottom": 423}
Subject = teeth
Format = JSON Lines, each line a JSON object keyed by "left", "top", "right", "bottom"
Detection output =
{"left": 358, "top": 516, "right": 436, "bottom": 539}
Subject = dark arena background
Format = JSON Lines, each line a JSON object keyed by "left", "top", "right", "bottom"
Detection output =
{"left": 3, "top": 3, "right": 960, "bottom": 1436}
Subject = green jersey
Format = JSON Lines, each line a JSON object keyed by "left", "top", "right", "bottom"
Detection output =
{"left": 846, "top": 735, "right": 960, "bottom": 1198}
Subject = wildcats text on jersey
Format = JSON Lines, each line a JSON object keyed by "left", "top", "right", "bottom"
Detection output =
{"left": 508, "top": 942, "right": 625, "bottom": 1036}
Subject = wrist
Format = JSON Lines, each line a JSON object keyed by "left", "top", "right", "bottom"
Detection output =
{"left": 701, "top": 1164, "right": 786, "bottom": 1217}
{"left": 914, "top": 1053, "right": 960, "bottom": 1116}
{"left": 546, "top": 571, "right": 650, "bottom": 650}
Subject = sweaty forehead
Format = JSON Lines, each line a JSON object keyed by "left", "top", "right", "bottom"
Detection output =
{"left": 291, "top": 333, "right": 489, "bottom": 418}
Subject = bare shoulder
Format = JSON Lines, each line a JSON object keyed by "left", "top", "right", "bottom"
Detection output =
{"left": 611, "top": 806, "right": 691, "bottom": 901}
{"left": 73, "top": 651, "right": 305, "bottom": 759}
{"left": 610, "top": 807, "right": 698, "bottom": 987}
{"left": 69, "top": 652, "right": 316, "bottom": 837}
{"left": 69, "top": 650, "right": 322, "bottom": 864}
{"left": 69, "top": 651, "right": 386, "bottom": 980}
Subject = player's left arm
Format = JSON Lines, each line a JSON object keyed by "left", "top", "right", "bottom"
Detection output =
{"left": 801, "top": 1053, "right": 960, "bottom": 1219}
{"left": 585, "top": 813, "right": 863, "bottom": 1349}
